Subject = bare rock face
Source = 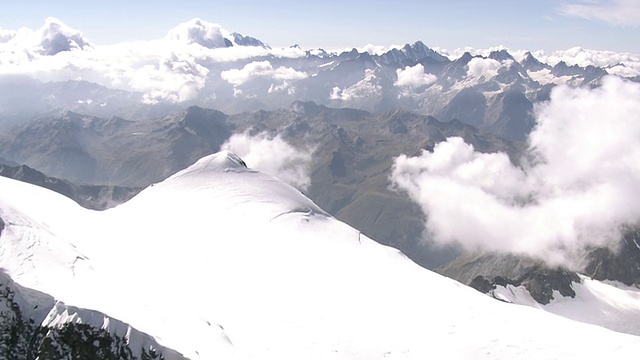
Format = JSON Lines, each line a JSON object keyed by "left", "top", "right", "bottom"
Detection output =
{"left": 584, "top": 229, "right": 640, "bottom": 286}
{"left": 470, "top": 272, "right": 580, "bottom": 305}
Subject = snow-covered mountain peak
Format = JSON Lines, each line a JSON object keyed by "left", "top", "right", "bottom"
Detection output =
{"left": 488, "top": 49, "right": 515, "bottom": 62}
{"left": 172, "top": 150, "right": 249, "bottom": 177}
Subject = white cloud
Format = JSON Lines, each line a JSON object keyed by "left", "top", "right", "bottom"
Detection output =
{"left": 0, "top": 18, "right": 308, "bottom": 103}
{"left": 166, "top": 18, "right": 231, "bottom": 49}
{"left": 221, "top": 132, "right": 313, "bottom": 191}
{"left": 559, "top": 0, "right": 640, "bottom": 27}
{"left": 220, "top": 61, "right": 307, "bottom": 86}
{"left": 0, "top": 17, "right": 92, "bottom": 59}
{"left": 391, "top": 76, "right": 640, "bottom": 267}
{"left": 466, "top": 57, "right": 502, "bottom": 78}
{"left": 395, "top": 64, "right": 437, "bottom": 88}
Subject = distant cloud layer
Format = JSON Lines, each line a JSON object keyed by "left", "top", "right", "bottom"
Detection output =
{"left": 559, "top": 0, "right": 640, "bottom": 27}
{"left": 221, "top": 132, "right": 313, "bottom": 191}
{"left": 220, "top": 61, "right": 307, "bottom": 86}
{"left": 391, "top": 76, "right": 640, "bottom": 267}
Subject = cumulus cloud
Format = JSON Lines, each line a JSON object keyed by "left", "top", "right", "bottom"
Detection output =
{"left": 395, "top": 64, "right": 437, "bottom": 88}
{"left": 36, "top": 17, "right": 92, "bottom": 55}
{"left": 0, "top": 18, "right": 308, "bottom": 103}
{"left": 220, "top": 61, "right": 307, "bottom": 86}
{"left": 221, "top": 132, "right": 313, "bottom": 191}
{"left": 166, "top": 18, "right": 232, "bottom": 48}
{"left": 466, "top": 57, "right": 503, "bottom": 78}
{"left": 391, "top": 76, "right": 640, "bottom": 267}
{"left": 559, "top": 0, "right": 640, "bottom": 27}
{"left": 0, "top": 17, "right": 92, "bottom": 57}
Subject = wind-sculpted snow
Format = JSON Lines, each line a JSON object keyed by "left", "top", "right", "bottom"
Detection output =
{"left": 1, "top": 150, "right": 640, "bottom": 359}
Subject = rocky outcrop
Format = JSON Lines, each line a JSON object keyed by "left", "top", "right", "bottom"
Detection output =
{"left": 0, "top": 272, "right": 185, "bottom": 360}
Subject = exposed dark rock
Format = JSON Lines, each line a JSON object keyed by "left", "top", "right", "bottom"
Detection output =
{"left": 516, "top": 266, "right": 580, "bottom": 304}
{"left": 440, "top": 253, "right": 580, "bottom": 304}
{"left": 584, "top": 229, "right": 640, "bottom": 285}
{"left": 470, "top": 275, "right": 493, "bottom": 294}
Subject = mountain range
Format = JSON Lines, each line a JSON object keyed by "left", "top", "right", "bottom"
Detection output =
{"left": 1, "top": 19, "right": 638, "bottom": 141}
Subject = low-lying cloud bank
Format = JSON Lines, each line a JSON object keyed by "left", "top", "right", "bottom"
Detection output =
{"left": 391, "top": 76, "right": 640, "bottom": 267}
{"left": 221, "top": 132, "right": 313, "bottom": 191}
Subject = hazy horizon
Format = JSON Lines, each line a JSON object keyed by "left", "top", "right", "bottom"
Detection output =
{"left": 1, "top": 0, "right": 639, "bottom": 53}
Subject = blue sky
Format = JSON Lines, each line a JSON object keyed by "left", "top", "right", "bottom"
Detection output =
{"left": 1, "top": 0, "right": 639, "bottom": 52}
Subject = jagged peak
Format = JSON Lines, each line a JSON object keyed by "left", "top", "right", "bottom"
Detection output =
{"left": 488, "top": 49, "right": 515, "bottom": 62}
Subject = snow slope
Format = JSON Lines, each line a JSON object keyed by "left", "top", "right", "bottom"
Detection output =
{"left": 493, "top": 275, "right": 640, "bottom": 336}
{"left": 1, "top": 150, "right": 640, "bottom": 359}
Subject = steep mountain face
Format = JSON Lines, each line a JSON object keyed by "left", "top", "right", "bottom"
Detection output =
{"left": 1, "top": 151, "right": 639, "bottom": 359}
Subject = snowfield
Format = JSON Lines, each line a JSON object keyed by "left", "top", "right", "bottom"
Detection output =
{"left": 1, "top": 150, "right": 640, "bottom": 359}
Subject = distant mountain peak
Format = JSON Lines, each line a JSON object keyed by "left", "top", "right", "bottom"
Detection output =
{"left": 379, "top": 40, "right": 449, "bottom": 64}
{"left": 520, "top": 51, "right": 550, "bottom": 72}
{"left": 488, "top": 49, "right": 515, "bottom": 62}
{"left": 456, "top": 51, "right": 475, "bottom": 64}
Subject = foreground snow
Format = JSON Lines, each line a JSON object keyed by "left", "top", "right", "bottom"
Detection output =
{"left": 1, "top": 151, "right": 640, "bottom": 359}
{"left": 493, "top": 275, "right": 640, "bottom": 336}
